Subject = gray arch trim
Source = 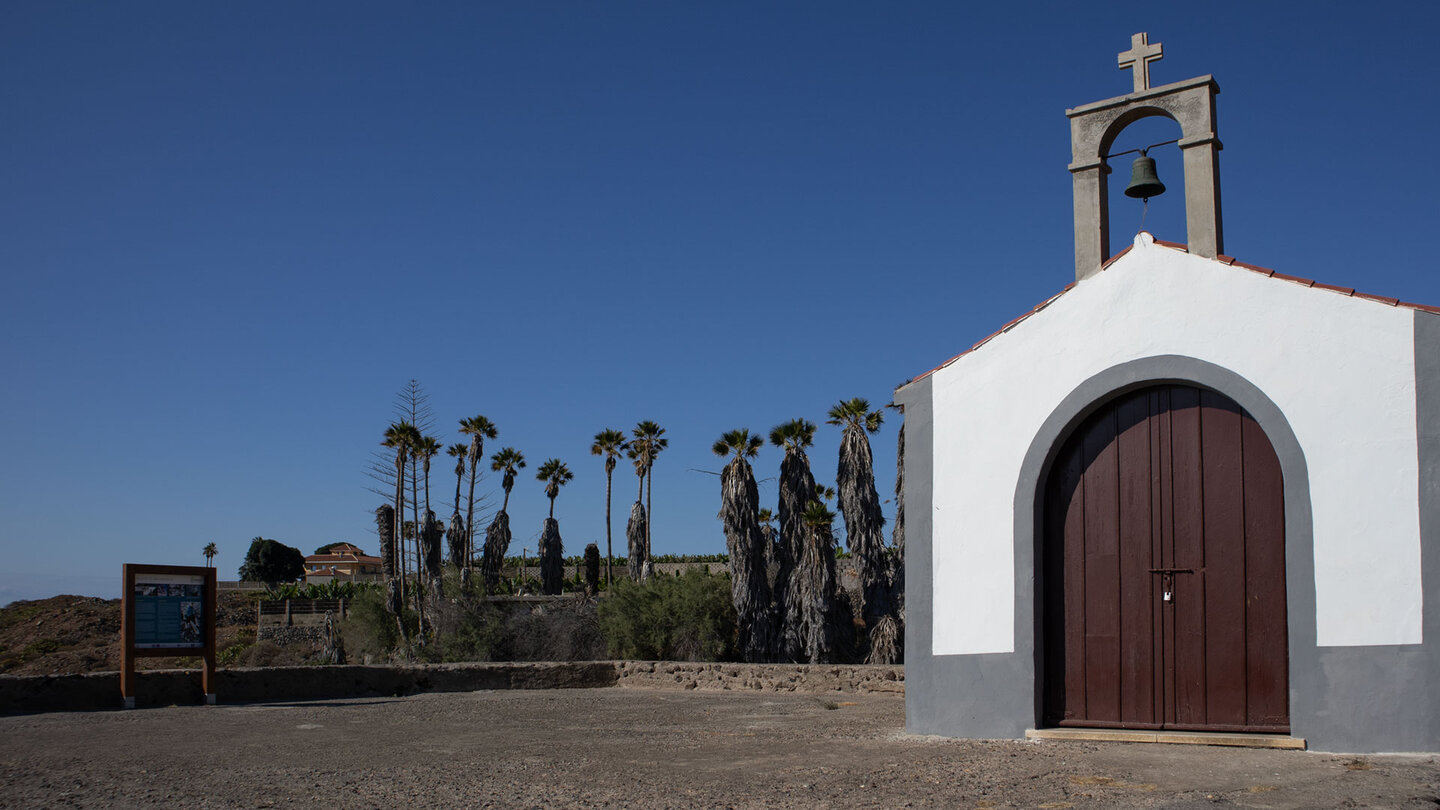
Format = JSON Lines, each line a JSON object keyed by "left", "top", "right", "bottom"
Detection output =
{"left": 1014, "top": 356, "right": 1316, "bottom": 740}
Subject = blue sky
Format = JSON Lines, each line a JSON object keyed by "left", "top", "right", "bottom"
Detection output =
{"left": 3, "top": 2, "right": 1437, "bottom": 604}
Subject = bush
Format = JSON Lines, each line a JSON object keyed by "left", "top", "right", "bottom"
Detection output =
{"left": 337, "top": 588, "right": 416, "bottom": 662}
{"left": 597, "top": 570, "right": 738, "bottom": 662}
{"left": 421, "top": 574, "right": 605, "bottom": 663}
{"left": 237, "top": 537, "right": 305, "bottom": 584}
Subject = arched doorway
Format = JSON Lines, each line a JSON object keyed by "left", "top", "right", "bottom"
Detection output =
{"left": 1041, "top": 384, "right": 1289, "bottom": 732}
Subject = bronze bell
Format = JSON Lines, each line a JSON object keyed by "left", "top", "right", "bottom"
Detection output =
{"left": 1124, "top": 153, "right": 1166, "bottom": 199}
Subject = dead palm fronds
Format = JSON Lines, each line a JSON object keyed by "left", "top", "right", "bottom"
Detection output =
{"left": 375, "top": 504, "right": 397, "bottom": 580}
{"left": 827, "top": 398, "right": 891, "bottom": 637}
{"left": 482, "top": 511, "right": 511, "bottom": 593}
{"left": 714, "top": 429, "right": 775, "bottom": 662}
{"left": 446, "top": 511, "right": 466, "bottom": 570}
{"left": 626, "top": 501, "right": 648, "bottom": 581}
{"left": 782, "top": 500, "right": 844, "bottom": 663}
{"left": 539, "top": 517, "right": 564, "bottom": 595}
{"left": 770, "top": 418, "right": 818, "bottom": 653}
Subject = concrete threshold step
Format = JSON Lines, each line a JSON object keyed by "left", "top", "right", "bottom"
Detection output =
{"left": 1026, "top": 727, "right": 1306, "bottom": 750}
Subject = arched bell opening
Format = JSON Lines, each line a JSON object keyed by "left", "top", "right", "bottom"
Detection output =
{"left": 1099, "top": 111, "right": 1188, "bottom": 257}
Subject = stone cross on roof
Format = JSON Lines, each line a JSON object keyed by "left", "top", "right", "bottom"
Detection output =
{"left": 1117, "top": 32, "right": 1163, "bottom": 93}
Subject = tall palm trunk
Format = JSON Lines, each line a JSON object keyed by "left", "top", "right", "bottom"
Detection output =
{"left": 893, "top": 420, "right": 905, "bottom": 554}
{"left": 604, "top": 461, "right": 615, "bottom": 585}
{"left": 482, "top": 511, "right": 511, "bottom": 593}
{"left": 422, "top": 511, "right": 443, "bottom": 579}
{"left": 376, "top": 504, "right": 404, "bottom": 635}
{"left": 393, "top": 454, "right": 407, "bottom": 604}
{"left": 783, "top": 512, "right": 842, "bottom": 663}
{"left": 411, "top": 454, "right": 422, "bottom": 611}
{"left": 774, "top": 448, "right": 816, "bottom": 654}
{"left": 645, "top": 465, "right": 653, "bottom": 560}
{"left": 539, "top": 517, "right": 563, "bottom": 595}
{"left": 453, "top": 464, "right": 463, "bottom": 520}
{"left": 626, "top": 501, "right": 647, "bottom": 581}
{"left": 836, "top": 423, "right": 889, "bottom": 637}
{"left": 466, "top": 450, "right": 479, "bottom": 566}
{"left": 422, "top": 456, "right": 432, "bottom": 523}
{"left": 376, "top": 505, "right": 397, "bottom": 580}
{"left": 720, "top": 455, "right": 774, "bottom": 662}
{"left": 446, "top": 511, "right": 466, "bottom": 569}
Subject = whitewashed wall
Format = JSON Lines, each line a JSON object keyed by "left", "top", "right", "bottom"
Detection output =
{"left": 928, "top": 233, "right": 1421, "bottom": 655}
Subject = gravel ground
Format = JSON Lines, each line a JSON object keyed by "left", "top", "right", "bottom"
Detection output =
{"left": 1, "top": 688, "right": 1436, "bottom": 808}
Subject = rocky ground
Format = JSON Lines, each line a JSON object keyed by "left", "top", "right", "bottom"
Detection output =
{"left": 0, "top": 592, "right": 305, "bottom": 675}
{"left": 1, "top": 689, "right": 1436, "bottom": 809}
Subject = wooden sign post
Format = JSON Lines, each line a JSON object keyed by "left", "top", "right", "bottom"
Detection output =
{"left": 120, "top": 564, "right": 218, "bottom": 708}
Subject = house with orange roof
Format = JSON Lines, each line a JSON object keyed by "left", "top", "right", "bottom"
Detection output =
{"left": 303, "top": 543, "right": 383, "bottom": 584}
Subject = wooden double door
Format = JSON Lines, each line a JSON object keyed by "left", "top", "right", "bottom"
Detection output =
{"left": 1042, "top": 384, "right": 1289, "bottom": 732}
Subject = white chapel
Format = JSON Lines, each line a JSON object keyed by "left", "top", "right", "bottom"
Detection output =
{"left": 894, "top": 34, "right": 1439, "bottom": 754}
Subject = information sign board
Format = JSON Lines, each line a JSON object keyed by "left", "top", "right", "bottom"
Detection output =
{"left": 120, "top": 564, "right": 217, "bottom": 708}
{"left": 132, "top": 573, "right": 206, "bottom": 648}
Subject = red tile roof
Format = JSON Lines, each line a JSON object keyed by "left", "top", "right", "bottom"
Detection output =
{"left": 305, "top": 552, "right": 383, "bottom": 566}
{"left": 900, "top": 236, "right": 1440, "bottom": 388}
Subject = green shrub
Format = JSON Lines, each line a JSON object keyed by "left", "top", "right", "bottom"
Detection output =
{"left": 337, "top": 589, "right": 416, "bottom": 662}
{"left": 422, "top": 599, "right": 507, "bottom": 663}
{"left": 217, "top": 641, "right": 251, "bottom": 666}
{"left": 597, "top": 570, "right": 738, "bottom": 662}
{"left": 20, "top": 638, "right": 60, "bottom": 659}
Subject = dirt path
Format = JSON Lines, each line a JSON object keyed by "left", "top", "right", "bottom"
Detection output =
{"left": 1, "top": 689, "right": 1436, "bottom": 808}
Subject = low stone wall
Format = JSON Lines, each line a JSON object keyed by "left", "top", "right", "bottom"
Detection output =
{"left": 0, "top": 661, "right": 903, "bottom": 715}
{"left": 0, "top": 662, "right": 619, "bottom": 714}
{"left": 256, "top": 626, "right": 327, "bottom": 646}
{"left": 614, "top": 662, "right": 904, "bottom": 694}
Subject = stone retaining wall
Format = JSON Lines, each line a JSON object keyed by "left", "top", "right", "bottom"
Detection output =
{"left": 615, "top": 662, "right": 904, "bottom": 694}
{"left": 0, "top": 661, "right": 903, "bottom": 715}
{"left": 256, "top": 626, "right": 327, "bottom": 646}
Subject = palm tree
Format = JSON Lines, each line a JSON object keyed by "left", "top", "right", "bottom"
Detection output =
{"left": 398, "top": 422, "right": 424, "bottom": 608}
{"left": 490, "top": 447, "right": 526, "bottom": 512}
{"left": 535, "top": 458, "right": 573, "bottom": 594}
{"left": 827, "top": 397, "right": 890, "bottom": 643}
{"left": 713, "top": 429, "right": 774, "bottom": 662}
{"left": 631, "top": 421, "right": 668, "bottom": 560}
{"left": 783, "top": 500, "right": 844, "bottom": 663}
{"left": 202, "top": 542, "right": 217, "bottom": 569}
{"left": 459, "top": 415, "right": 498, "bottom": 566}
{"left": 769, "top": 417, "right": 818, "bottom": 653}
{"left": 381, "top": 422, "right": 416, "bottom": 596}
{"left": 446, "top": 443, "right": 467, "bottom": 514}
{"left": 590, "top": 429, "right": 628, "bottom": 586}
{"left": 625, "top": 442, "right": 648, "bottom": 580}
{"left": 536, "top": 458, "right": 574, "bottom": 519}
{"left": 416, "top": 435, "right": 442, "bottom": 521}
{"left": 445, "top": 442, "right": 468, "bottom": 568}
{"left": 416, "top": 435, "right": 442, "bottom": 601}
{"left": 482, "top": 447, "right": 525, "bottom": 592}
